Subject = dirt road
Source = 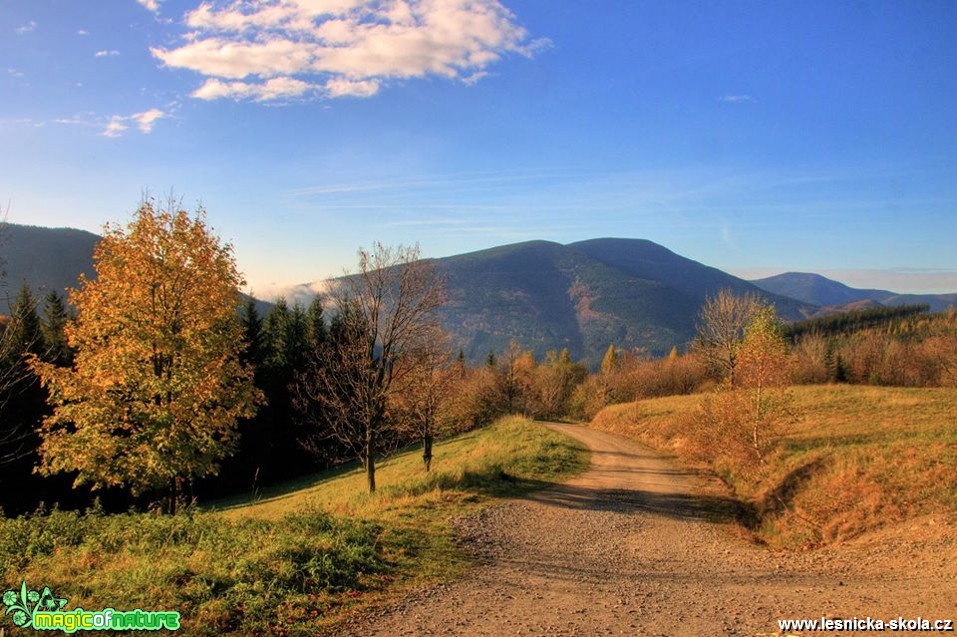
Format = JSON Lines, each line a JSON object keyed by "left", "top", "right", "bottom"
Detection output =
{"left": 338, "top": 424, "right": 956, "bottom": 636}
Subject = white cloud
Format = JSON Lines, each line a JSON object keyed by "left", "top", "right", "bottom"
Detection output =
{"left": 137, "top": 0, "right": 162, "bottom": 12}
{"left": 192, "top": 76, "right": 317, "bottom": 101}
{"left": 95, "top": 50, "right": 120, "bottom": 58}
{"left": 15, "top": 20, "right": 37, "bottom": 35}
{"left": 718, "top": 94, "right": 754, "bottom": 103}
{"left": 152, "top": 0, "right": 546, "bottom": 102}
{"left": 77, "top": 29, "right": 90, "bottom": 36}
{"left": 131, "top": 108, "right": 167, "bottom": 132}
{"left": 8, "top": 68, "right": 24, "bottom": 78}
{"left": 325, "top": 77, "right": 378, "bottom": 98}
{"left": 102, "top": 116, "right": 129, "bottom": 138}
{"left": 99, "top": 108, "right": 168, "bottom": 137}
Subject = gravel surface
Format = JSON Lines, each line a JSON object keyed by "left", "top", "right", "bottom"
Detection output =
{"left": 334, "top": 424, "right": 956, "bottom": 636}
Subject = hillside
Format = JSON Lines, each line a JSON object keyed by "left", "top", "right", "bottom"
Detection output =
{"left": 4, "top": 223, "right": 823, "bottom": 365}
{"left": 591, "top": 385, "right": 957, "bottom": 548}
{"left": 433, "top": 239, "right": 811, "bottom": 365}
{"left": 0, "top": 224, "right": 99, "bottom": 313}
{"left": 0, "top": 222, "right": 272, "bottom": 316}
{"left": 751, "top": 271, "right": 957, "bottom": 312}
{"left": 289, "top": 239, "right": 815, "bottom": 365}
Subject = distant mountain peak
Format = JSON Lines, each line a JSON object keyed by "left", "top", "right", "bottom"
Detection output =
{"left": 750, "top": 271, "right": 957, "bottom": 312}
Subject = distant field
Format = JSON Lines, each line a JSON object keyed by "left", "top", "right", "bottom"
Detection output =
{"left": 0, "top": 417, "right": 587, "bottom": 636}
{"left": 592, "top": 385, "right": 957, "bottom": 547}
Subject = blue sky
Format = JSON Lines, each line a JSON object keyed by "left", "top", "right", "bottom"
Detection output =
{"left": 2, "top": 0, "right": 956, "bottom": 297}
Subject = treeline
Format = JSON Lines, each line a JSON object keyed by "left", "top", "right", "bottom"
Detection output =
{"left": 0, "top": 284, "right": 79, "bottom": 514}
{"left": 784, "top": 303, "right": 930, "bottom": 340}
{"left": 790, "top": 309, "right": 957, "bottom": 386}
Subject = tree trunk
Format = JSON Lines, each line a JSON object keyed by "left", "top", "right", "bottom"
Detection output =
{"left": 168, "top": 477, "right": 179, "bottom": 515}
{"left": 423, "top": 432, "right": 433, "bottom": 472}
{"left": 365, "top": 424, "right": 376, "bottom": 493}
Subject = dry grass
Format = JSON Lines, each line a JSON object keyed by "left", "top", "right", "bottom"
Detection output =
{"left": 592, "top": 385, "right": 957, "bottom": 548}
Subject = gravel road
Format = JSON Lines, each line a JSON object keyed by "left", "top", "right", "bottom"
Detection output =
{"left": 336, "top": 424, "right": 956, "bottom": 636}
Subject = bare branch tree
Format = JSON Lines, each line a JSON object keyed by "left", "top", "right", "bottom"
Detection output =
{"left": 296, "top": 243, "right": 445, "bottom": 492}
{"left": 694, "top": 289, "right": 760, "bottom": 386}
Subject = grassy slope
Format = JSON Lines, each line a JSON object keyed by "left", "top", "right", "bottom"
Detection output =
{"left": 0, "top": 417, "right": 587, "bottom": 636}
{"left": 592, "top": 385, "right": 957, "bottom": 548}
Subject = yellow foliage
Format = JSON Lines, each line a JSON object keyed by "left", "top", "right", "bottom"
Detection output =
{"left": 29, "top": 201, "right": 262, "bottom": 498}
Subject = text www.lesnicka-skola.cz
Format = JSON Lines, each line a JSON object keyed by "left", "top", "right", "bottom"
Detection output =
{"left": 778, "top": 617, "right": 954, "bottom": 632}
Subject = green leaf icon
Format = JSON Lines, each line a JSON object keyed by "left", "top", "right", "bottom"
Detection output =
{"left": 38, "top": 587, "right": 67, "bottom": 612}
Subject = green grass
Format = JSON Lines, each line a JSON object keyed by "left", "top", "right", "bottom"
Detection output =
{"left": 592, "top": 385, "right": 957, "bottom": 548}
{"left": 0, "top": 417, "right": 588, "bottom": 636}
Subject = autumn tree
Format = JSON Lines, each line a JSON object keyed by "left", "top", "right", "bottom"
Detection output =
{"left": 600, "top": 344, "right": 618, "bottom": 375}
{"left": 735, "top": 305, "right": 792, "bottom": 464}
{"left": 531, "top": 348, "right": 586, "bottom": 419}
{"left": 296, "top": 243, "right": 444, "bottom": 492}
{"left": 29, "top": 201, "right": 261, "bottom": 510}
{"left": 695, "top": 289, "right": 760, "bottom": 386}
{"left": 396, "top": 326, "right": 454, "bottom": 471}
{"left": 696, "top": 304, "right": 793, "bottom": 469}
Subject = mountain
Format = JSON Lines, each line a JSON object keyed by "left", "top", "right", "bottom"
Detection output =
{"left": 0, "top": 224, "right": 100, "bottom": 313}
{"left": 429, "top": 238, "right": 812, "bottom": 365}
{"left": 751, "top": 272, "right": 957, "bottom": 313}
{"left": 0, "top": 222, "right": 272, "bottom": 316}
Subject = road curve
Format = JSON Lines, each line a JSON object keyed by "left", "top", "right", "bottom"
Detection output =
{"left": 336, "top": 424, "right": 956, "bottom": 636}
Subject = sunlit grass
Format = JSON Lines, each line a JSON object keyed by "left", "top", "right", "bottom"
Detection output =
{"left": 1, "top": 417, "right": 587, "bottom": 636}
{"left": 215, "top": 415, "right": 586, "bottom": 522}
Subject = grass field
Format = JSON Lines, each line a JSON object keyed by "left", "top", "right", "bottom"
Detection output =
{"left": 592, "top": 385, "right": 957, "bottom": 548}
{"left": 0, "top": 417, "right": 588, "bottom": 636}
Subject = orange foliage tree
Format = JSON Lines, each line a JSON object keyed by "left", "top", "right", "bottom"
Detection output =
{"left": 29, "top": 201, "right": 261, "bottom": 509}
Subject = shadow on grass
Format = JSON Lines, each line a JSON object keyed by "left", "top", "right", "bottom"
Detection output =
{"left": 207, "top": 459, "right": 364, "bottom": 513}
{"left": 377, "top": 467, "right": 560, "bottom": 501}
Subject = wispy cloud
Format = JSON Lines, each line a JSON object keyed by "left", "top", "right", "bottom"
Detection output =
{"left": 15, "top": 20, "right": 37, "bottom": 35}
{"left": 77, "top": 29, "right": 89, "bottom": 36}
{"left": 102, "top": 116, "right": 129, "bottom": 138}
{"left": 718, "top": 94, "right": 754, "bottom": 103}
{"left": 95, "top": 50, "right": 120, "bottom": 58}
{"left": 720, "top": 222, "right": 737, "bottom": 249}
{"left": 131, "top": 108, "right": 167, "bottom": 133}
{"left": 56, "top": 108, "right": 169, "bottom": 137}
{"left": 7, "top": 68, "right": 24, "bottom": 78}
{"left": 151, "top": 0, "right": 548, "bottom": 102}
{"left": 101, "top": 108, "right": 168, "bottom": 137}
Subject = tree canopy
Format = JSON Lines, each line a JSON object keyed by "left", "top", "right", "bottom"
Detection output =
{"left": 29, "top": 201, "right": 261, "bottom": 506}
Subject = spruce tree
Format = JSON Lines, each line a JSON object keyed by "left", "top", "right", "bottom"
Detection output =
{"left": 40, "top": 290, "right": 71, "bottom": 365}
{"left": 306, "top": 296, "right": 326, "bottom": 351}
{"left": 239, "top": 297, "right": 264, "bottom": 368}
{"left": 6, "top": 282, "right": 42, "bottom": 359}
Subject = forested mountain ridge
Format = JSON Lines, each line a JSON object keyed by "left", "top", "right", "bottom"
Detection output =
{"left": 15, "top": 223, "right": 953, "bottom": 366}
{"left": 428, "top": 238, "right": 812, "bottom": 365}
